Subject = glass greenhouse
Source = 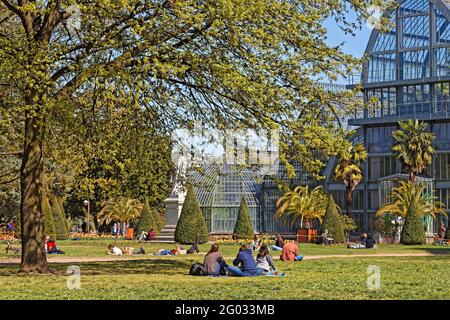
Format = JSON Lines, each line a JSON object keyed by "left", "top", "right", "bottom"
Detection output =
{"left": 344, "top": 0, "right": 450, "bottom": 232}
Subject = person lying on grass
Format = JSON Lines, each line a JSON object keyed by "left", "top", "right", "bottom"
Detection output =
{"left": 122, "top": 246, "right": 146, "bottom": 255}
{"left": 347, "top": 233, "right": 376, "bottom": 249}
{"left": 256, "top": 244, "right": 285, "bottom": 276}
{"left": 280, "top": 240, "right": 303, "bottom": 262}
{"left": 153, "top": 243, "right": 201, "bottom": 256}
{"left": 106, "top": 244, "right": 123, "bottom": 256}
{"left": 226, "top": 244, "right": 263, "bottom": 277}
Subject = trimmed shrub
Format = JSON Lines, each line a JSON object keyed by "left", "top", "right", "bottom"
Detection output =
{"left": 137, "top": 198, "right": 157, "bottom": 235}
{"left": 321, "top": 195, "right": 345, "bottom": 243}
{"left": 152, "top": 207, "right": 164, "bottom": 231}
{"left": 401, "top": 205, "right": 426, "bottom": 245}
{"left": 42, "top": 194, "right": 56, "bottom": 239}
{"left": 50, "top": 197, "right": 68, "bottom": 240}
{"left": 175, "top": 186, "right": 209, "bottom": 244}
{"left": 57, "top": 197, "right": 71, "bottom": 232}
{"left": 233, "top": 197, "right": 254, "bottom": 240}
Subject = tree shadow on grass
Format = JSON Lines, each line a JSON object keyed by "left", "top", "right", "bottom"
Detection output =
{"left": 0, "top": 258, "right": 196, "bottom": 276}
{"left": 410, "top": 247, "right": 450, "bottom": 255}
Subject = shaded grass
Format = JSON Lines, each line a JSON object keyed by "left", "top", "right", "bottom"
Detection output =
{"left": 0, "top": 256, "right": 449, "bottom": 300}
{"left": 2, "top": 240, "right": 449, "bottom": 259}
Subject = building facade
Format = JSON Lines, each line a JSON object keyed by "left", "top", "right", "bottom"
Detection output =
{"left": 190, "top": 0, "right": 449, "bottom": 235}
{"left": 329, "top": 0, "right": 450, "bottom": 232}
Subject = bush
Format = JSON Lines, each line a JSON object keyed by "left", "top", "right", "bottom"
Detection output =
{"left": 152, "top": 207, "right": 164, "bottom": 231}
{"left": 321, "top": 195, "right": 345, "bottom": 243}
{"left": 57, "top": 197, "right": 71, "bottom": 232}
{"left": 50, "top": 197, "right": 68, "bottom": 240}
{"left": 401, "top": 205, "right": 425, "bottom": 245}
{"left": 42, "top": 194, "right": 56, "bottom": 239}
{"left": 233, "top": 197, "right": 254, "bottom": 240}
{"left": 375, "top": 214, "right": 399, "bottom": 238}
{"left": 137, "top": 198, "right": 157, "bottom": 235}
{"left": 175, "top": 186, "right": 208, "bottom": 244}
{"left": 339, "top": 214, "right": 357, "bottom": 234}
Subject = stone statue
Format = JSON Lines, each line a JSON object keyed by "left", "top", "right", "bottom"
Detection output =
{"left": 170, "top": 151, "right": 188, "bottom": 198}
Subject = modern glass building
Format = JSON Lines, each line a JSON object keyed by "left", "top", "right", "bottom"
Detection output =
{"left": 336, "top": 0, "right": 450, "bottom": 232}
{"left": 189, "top": 163, "right": 310, "bottom": 235}
{"left": 189, "top": 0, "right": 449, "bottom": 235}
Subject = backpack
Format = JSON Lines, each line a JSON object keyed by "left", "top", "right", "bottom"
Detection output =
{"left": 189, "top": 262, "right": 206, "bottom": 276}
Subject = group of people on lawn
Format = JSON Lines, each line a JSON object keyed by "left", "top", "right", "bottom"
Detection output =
{"left": 201, "top": 234, "right": 303, "bottom": 277}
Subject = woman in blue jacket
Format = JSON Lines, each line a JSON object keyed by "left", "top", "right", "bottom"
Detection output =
{"left": 226, "top": 245, "right": 263, "bottom": 277}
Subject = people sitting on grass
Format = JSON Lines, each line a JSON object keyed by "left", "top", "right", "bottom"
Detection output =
{"left": 280, "top": 240, "right": 303, "bottom": 262}
{"left": 270, "top": 233, "right": 285, "bottom": 251}
{"left": 122, "top": 246, "right": 146, "bottom": 255}
{"left": 226, "top": 244, "right": 263, "bottom": 277}
{"left": 45, "top": 236, "right": 65, "bottom": 254}
{"left": 256, "top": 244, "right": 285, "bottom": 276}
{"left": 106, "top": 244, "right": 123, "bottom": 256}
{"left": 252, "top": 233, "right": 262, "bottom": 251}
{"left": 203, "top": 244, "right": 227, "bottom": 276}
{"left": 347, "top": 233, "right": 376, "bottom": 249}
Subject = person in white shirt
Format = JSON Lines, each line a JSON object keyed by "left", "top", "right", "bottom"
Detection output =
{"left": 106, "top": 244, "right": 123, "bottom": 256}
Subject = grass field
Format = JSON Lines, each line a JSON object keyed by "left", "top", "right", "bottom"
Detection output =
{"left": 1, "top": 240, "right": 449, "bottom": 300}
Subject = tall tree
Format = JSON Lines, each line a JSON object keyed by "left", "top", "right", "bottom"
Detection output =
{"left": 334, "top": 143, "right": 367, "bottom": 216}
{"left": 0, "top": 0, "right": 393, "bottom": 273}
{"left": 392, "top": 120, "right": 435, "bottom": 184}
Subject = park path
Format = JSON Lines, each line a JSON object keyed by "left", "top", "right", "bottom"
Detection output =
{"left": 0, "top": 252, "right": 440, "bottom": 265}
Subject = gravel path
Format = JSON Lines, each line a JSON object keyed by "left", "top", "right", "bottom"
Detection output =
{"left": 0, "top": 252, "right": 440, "bottom": 265}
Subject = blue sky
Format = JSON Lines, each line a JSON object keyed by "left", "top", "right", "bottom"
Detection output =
{"left": 323, "top": 12, "right": 375, "bottom": 83}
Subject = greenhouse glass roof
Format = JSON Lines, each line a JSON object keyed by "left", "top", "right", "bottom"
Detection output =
{"left": 188, "top": 164, "right": 262, "bottom": 208}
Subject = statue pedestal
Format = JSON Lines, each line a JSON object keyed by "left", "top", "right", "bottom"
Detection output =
{"left": 163, "top": 195, "right": 185, "bottom": 226}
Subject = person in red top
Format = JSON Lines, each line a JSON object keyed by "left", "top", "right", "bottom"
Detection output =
{"left": 280, "top": 240, "right": 303, "bottom": 262}
{"left": 45, "top": 236, "right": 65, "bottom": 254}
{"left": 145, "top": 229, "right": 156, "bottom": 241}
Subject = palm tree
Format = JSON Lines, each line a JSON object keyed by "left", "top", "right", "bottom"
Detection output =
{"left": 392, "top": 120, "right": 435, "bottom": 184}
{"left": 97, "top": 198, "right": 143, "bottom": 226}
{"left": 275, "top": 185, "right": 327, "bottom": 229}
{"left": 334, "top": 143, "right": 367, "bottom": 216}
{"left": 376, "top": 181, "right": 446, "bottom": 220}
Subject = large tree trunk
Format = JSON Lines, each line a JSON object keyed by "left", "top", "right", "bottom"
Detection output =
{"left": 345, "top": 187, "right": 353, "bottom": 217}
{"left": 19, "top": 114, "right": 49, "bottom": 273}
{"left": 409, "top": 172, "right": 415, "bottom": 185}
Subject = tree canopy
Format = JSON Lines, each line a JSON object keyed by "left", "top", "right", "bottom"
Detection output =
{"left": 0, "top": 0, "right": 393, "bottom": 273}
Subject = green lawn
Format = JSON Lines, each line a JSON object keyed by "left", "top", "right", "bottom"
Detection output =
{"left": 2, "top": 240, "right": 449, "bottom": 258}
{"left": 1, "top": 240, "right": 449, "bottom": 300}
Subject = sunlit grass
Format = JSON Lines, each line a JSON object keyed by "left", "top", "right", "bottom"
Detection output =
{"left": 0, "top": 256, "right": 449, "bottom": 299}
{"left": 1, "top": 240, "right": 450, "bottom": 299}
